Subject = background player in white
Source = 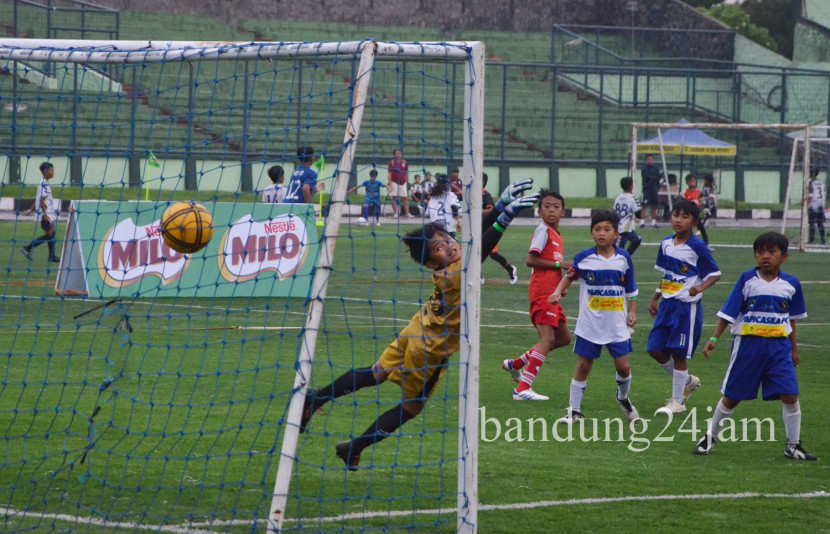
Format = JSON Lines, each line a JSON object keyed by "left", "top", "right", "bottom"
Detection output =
{"left": 549, "top": 210, "right": 639, "bottom": 424}
{"left": 20, "top": 161, "right": 61, "bottom": 263}
{"left": 261, "top": 165, "right": 287, "bottom": 203}
{"left": 425, "top": 174, "right": 461, "bottom": 237}
{"left": 613, "top": 176, "right": 642, "bottom": 255}
{"left": 807, "top": 167, "right": 825, "bottom": 245}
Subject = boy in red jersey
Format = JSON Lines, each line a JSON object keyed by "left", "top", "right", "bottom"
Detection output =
{"left": 502, "top": 189, "right": 571, "bottom": 400}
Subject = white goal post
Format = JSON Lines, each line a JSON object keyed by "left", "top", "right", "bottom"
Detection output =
{"left": 631, "top": 122, "right": 812, "bottom": 251}
{"left": 783, "top": 126, "right": 830, "bottom": 251}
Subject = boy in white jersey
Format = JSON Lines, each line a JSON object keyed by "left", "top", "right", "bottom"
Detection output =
{"left": 613, "top": 176, "right": 642, "bottom": 255}
{"left": 807, "top": 167, "right": 825, "bottom": 245}
{"left": 549, "top": 210, "right": 639, "bottom": 424}
{"left": 20, "top": 162, "right": 60, "bottom": 263}
{"left": 694, "top": 232, "right": 816, "bottom": 461}
{"left": 648, "top": 200, "right": 721, "bottom": 415}
{"left": 261, "top": 165, "right": 287, "bottom": 203}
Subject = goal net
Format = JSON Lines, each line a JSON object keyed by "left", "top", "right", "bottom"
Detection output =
{"left": 783, "top": 126, "right": 830, "bottom": 251}
{"left": 630, "top": 121, "right": 812, "bottom": 251}
{"left": 0, "top": 38, "right": 484, "bottom": 532}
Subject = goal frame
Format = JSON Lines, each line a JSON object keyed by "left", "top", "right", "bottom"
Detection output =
{"left": 631, "top": 122, "right": 812, "bottom": 251}
{"left": 0, "top": 38, "right": 485, "bottom": 533}
{"left": 783, "top": 127, "right": 830, "bottom": 251}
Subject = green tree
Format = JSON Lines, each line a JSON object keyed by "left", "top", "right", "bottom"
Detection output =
{"left": 698, "top": 3, "right": 778, "bottom": 52}
{"left": 743, "top": 0, "right": 797, "bottom": 59}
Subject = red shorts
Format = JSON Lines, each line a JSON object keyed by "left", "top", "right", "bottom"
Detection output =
{"left": 529, "top": 299, "right": 567, "bottom": 328}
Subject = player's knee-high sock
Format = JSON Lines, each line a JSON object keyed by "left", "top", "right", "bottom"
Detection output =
{"left": 569, "top": 379, "right": 586, "bottom": 412}
{"left": 47, "top": 238, "right": 56, "bottom": 258}
{"left": 29, "top": 234, "right": 52, "bottom": 249}
{"left": 516, "top": 349, "right": 546, "bottom": 392}
{"left": 698, "top": 224, "right": 709, "bottom": 245}
{"left": 707, "top": 398, "right": 733, "bottom": 437}
{"left": 511, "top": 347, "right": 536, "bottom": 370}
{"left": 489, "top": 251, "right": 510, "bottom": 271}
{"left": 349, "top": 403, "right": 416, "bottom": 456}
{"left": 782, "top": 400, "right": 802, "bottom": 446}
{"left": 809, "top": 225, "right": 816, "bottom": 242}
{"left": 820, "top": 223, "right": 826, "bottom": 243}
{"left": 615, "top": 372, "right": 631, "bottom": 400}
{"left": 627, "top": 239, "right": 640, "bottom": 255}
{"left": 660, "top": 359, "right": 674, "bottom": 375}
{"left": 672, "top": 369, "right": 688, "bottom": 403}
{"left": 310, "top": 366, "right": 378, "bottom": 413}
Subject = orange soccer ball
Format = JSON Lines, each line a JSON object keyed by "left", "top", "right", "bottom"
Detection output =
{"left": 160, "top": 201, "right": 214, "bottom": 254}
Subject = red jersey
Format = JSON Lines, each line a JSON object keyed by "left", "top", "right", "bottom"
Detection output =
{"left": 388, "top": 158, "right": 408, "bottom": 185}
{"left": 683, "top": 188, "right": 701, "bottom": 206}
{"left": 528, "top": 223, "right": 565, "bottom": 304}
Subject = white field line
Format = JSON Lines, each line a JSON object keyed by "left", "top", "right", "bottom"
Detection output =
{"left": 0, "top": 507, "right": 222, "bottom": 534}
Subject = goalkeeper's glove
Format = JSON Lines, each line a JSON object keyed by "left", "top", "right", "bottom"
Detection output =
{"left": 496, "top": 193, "right": 541, "bottom": 230}
{"left": 495, "top": 178, "right": 534, "bottom": 213}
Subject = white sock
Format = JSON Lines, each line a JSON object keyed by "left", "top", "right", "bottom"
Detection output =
{"left": 660, "top": 360, "right": 675, "bottom": 375}
{"left": 708, "top": 398, "right": 734, "bottom": 438}
{"left": 672, "top": 369, "right": 688, "bottom": 403}
{"left": 782, "top": 401, "right": 801, "bottom": 446}
{"left": 615, "top": 372, "right": 631, "bottom": 400}
{"left": 569, "top": 379, "right": 587, "bottom": 413}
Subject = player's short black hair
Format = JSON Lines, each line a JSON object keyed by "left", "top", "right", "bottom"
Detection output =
{"left": 591, "top": 209, "right": 620, "bottom": 231}
{"left": 685, "top": 173, "right": 695, "bottom": 184}
{"left": 644, "top": 153, "right": 654, "bottom": 159}
{"left": 403, "top": 222, "right": 450, "bottom": 266}
{"left": 704, "top": 174, "right": 715, "bottom": 185}
{"left": 620, "top": 176, "right": 633, "bottom": 191}
{"left": 672, "top": 199, "right": 700, "bottom": 221}
{"left": 753, "top": 231, "right": 789, "bottom": 255}
{"left": 369, "top": 169, "right": 378, "bottom": 177}
{"left": 539, "top": 188, "right": 565, "bottom": 209}
{"left": 267, "top": 165, "right": 284, "bottom": 184}
{"left": 451, "top": 167, "right": 459, "bottom": 174}
{"left": 39, "top": 162, "right": 53, "bottom": 174}
{"left": 297, "top": 146, "right": 314, "bottom": 162}
{"left": 482, "top": 173, "right": 489, "bottom": 188}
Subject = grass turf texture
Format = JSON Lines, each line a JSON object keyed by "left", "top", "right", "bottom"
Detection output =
{"left": 1, "top": 219, "right": 828, "bottom": 532}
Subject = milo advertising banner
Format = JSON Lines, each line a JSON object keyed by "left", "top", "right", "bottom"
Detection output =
{"left": 55, "top": 201, "right": 319, "bottom": 298}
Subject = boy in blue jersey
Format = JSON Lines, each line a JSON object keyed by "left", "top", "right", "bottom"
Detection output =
{"left": 549, "top": 210, "right": 639, "bottom": 424}
{"left": 648, "top": 200, "right": 721, "bottom": 416}
{"left": 694, "top": 232, "right": 817, "bottom": 460}
{"left": 284, "top": 146, "right": 322, "bottom": 203}
{"left": 347, "top": 169, "right": 387, "bottom": 226}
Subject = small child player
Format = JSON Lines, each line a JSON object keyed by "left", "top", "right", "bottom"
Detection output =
{"left": 19, "top": 161, "right": 60, "bottom": 263}
{"left": 648, "top": 199, "right": 721, "bottom": 415}
{"left": 261, "top": 165, "right": 287, "bottom": 203}
{"left": 548, "top": 210, "right": 639, "bottom": 424}
{"left": 613, "top": 176, "right": 643, "bottom": 255}
{"left": 807, "top": 167, "right": 825, "bottom": 245}
{"left": 694, "top": 232, "right": 817, "bottom": 461}
{"left": 299, "top": 180, "right": 539, "bottom": 470}
{"left": 502, "top": 189, "right": 571, "bottom": 401}
{"left": 347, "top": 169, "right": 387, "bottom": 226}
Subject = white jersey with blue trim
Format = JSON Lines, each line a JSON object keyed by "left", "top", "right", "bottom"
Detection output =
{"left": 613, "top": 192, "right": 641, "bottom": 233}
{"left": 717, "top": 268, "right": 807, "bottom": 338}
{"left": 569, "top": 246, "right": 638, "bottom": 345}
{"left": 35, "top": 178, "right": 58, "bottom": 221}
{"left": 654, "top": 234, "right": 720, "bottom": 303}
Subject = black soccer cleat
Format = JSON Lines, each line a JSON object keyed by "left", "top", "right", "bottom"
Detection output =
{"left": 335, "top": 441, "right": 361, "bottom": 471}
{"left": 694, "top": 433, "right": 717, "bottom": 456}
{"left": 784, "top": 442, "right": 818, "bottom": 461}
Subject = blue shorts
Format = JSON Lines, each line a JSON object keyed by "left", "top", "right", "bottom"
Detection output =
{"left": 574, "top": 335, "right": 633, "bottom": 359}
{"left": 646, "top": 298, "right": 703, "bottom": 359}
{"left": 721, "top": 336, "right": 799, "bottom": 401}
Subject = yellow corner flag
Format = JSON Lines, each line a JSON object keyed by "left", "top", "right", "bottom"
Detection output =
{"left": 313, "top": 155, "right": 325, "bottom": 227}
{"left": 145, "top": 152, "right": 160, "bottom": 201}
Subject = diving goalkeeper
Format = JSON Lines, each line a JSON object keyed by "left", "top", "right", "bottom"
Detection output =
{"left": 300, "top": 179, "right": 540, "bottom": 470}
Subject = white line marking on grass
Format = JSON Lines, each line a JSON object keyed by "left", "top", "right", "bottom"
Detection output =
{"left": 0, "top": 507, "right": 224, "bottom": 534}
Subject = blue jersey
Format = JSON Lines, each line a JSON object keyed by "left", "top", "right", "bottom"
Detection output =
{"left": 361, "top": 180, "right": 384, "bottom": 203}
{"left": 654, "top": 234, "right": 720, "bottom": 302}
{"left": 718, "top": 268, "right": 807, "bottom": 338}
{"left": 568, "top": 246, "right": 638, "bottom": 344}
{"left": 284, "top": 166, "right": 318, "bottom": 204}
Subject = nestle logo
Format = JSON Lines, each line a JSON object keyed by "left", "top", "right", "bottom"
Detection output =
{"left": 145, "top": 225, "right": 162, "bottom": 237}
{"left": 263, "top": 220, "right": 296, "bottom": 234}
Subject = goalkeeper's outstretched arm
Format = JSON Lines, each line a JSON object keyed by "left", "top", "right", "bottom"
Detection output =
{"left": 480, "top": 179, "right": 538, "bottom": 261}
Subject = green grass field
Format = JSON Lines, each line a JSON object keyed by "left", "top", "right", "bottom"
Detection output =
{"left": 2, "top": 218, "right": 829, "bottom": 532}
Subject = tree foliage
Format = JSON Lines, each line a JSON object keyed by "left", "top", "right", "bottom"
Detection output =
{"left": 743, "top": 0, "right": 797, "bottom": 59}
{"left": 698, "top": 3, "right": 778, "bottom": 52}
